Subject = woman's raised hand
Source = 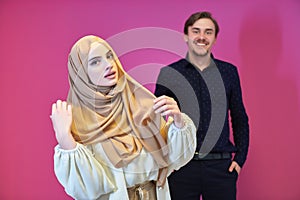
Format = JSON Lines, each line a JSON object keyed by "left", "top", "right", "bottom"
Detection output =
{"left": 50, "top": 100, "right": 76, "bottom": 150}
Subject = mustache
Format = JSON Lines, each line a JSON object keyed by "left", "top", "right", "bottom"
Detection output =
{"left": 193, "top": 38, "right": 209, "bottom": 45}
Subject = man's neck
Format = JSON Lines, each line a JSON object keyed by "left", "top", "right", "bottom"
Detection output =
{"left": 188, "top": 53, "right": 211, "bottom": 71}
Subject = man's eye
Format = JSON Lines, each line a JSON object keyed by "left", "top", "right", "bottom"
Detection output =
{"left": 206, "top": 31, "right": 213, "bottom": 35}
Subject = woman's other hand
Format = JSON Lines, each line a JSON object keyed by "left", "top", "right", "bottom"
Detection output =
{"left": 50, "top": 100, "right": 76, "bottom": 150}
{"left": 153, "top": 95, "right": 184, "bottom": 128}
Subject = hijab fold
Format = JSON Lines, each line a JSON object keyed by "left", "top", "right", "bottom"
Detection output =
{"left": 67, "top": 35, "right": 169, "bottom": 187}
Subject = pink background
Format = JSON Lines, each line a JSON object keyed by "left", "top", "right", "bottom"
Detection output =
{"left": 1, "top": 0, "right": 300, "bottom": 199}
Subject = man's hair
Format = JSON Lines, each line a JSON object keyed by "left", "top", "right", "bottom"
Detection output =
{"left": 184, "top": 11, "right": 220, "bottom": 37}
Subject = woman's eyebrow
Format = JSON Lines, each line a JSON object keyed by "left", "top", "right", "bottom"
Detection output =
{"left": 88, "top": 56, "right": 101, "bottom": 62}
{"left": 106, "top": 50, "right": 112, "bottom": 55}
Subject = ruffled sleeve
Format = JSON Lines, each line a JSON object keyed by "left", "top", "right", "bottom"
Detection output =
{"left": 54, "top": 143, "right": 115, "bottom": 200}
{"left": 167, "top": 113, "right": 197, "bottom": 173}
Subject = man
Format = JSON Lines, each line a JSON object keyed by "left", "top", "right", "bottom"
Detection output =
{"left": 155, "top": 11, "right": 249, "bottom": 200}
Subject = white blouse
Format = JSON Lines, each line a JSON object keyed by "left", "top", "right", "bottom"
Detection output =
{"left": 54, "top": 113, "right": 196, "bottom": 200}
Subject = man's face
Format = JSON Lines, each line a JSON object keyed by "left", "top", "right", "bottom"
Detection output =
{"left": 184, "top": 18, "right": 217, "bottom": 57}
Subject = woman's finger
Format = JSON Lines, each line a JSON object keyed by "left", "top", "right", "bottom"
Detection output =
{"left": 153, "top": 95, "right": 166, "bottom": 103}
{"left": 67, "top": 104, "right": 72, "bottom": 115}
{"left": 62, "top": 101, "right": 67, "bottom": 111}
{"left": 56, "top": 100, "right": 62, "bottom": 111}
{"left": 51, "top": 103, "right": 57, "bottom": 116}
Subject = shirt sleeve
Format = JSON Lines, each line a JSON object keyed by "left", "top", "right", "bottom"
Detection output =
{"left": 166, "top": 113, "right": 197, "bottom": 174}
{"left": 54, "top": 143, "right": 116, "bottom": 200}
{"left": 229, "top": 67, "right": 249, "bottom": 167}
{"left": 155, "top": 67, "right": 181, "bottom": 107}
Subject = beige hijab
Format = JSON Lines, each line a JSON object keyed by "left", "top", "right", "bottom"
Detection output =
{"left": 67, "top": 35, "right": 169, "bottom": 186}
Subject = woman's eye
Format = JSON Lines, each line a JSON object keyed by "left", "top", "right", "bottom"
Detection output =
{"left": 107, "top": 52, "right": 114, "bottom": 60}
{"left": 90, "top": 59, "right": 100, "bottom": 66}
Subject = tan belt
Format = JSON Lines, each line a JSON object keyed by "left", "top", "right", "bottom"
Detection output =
{"left": 127, "top": 181, "right": 157, "bottom": 200}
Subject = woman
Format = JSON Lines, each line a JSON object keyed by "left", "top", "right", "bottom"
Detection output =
{"left": 50, "top": 35, "right": 196, "bottom": 200}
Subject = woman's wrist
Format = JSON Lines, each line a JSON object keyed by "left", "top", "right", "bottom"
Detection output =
{"left": 173, "top": 113, "right": 185, "bottom": 128}
{"left": 56, "top": 132, "right": 77, "bottom": 150}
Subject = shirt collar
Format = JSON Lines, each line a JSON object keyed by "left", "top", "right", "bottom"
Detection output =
{"left": 185, "top": 53, "right": 216, "bottom": 72}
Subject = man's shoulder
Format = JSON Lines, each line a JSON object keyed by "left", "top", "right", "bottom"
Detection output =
{"left": 157, "top": 59, "right": 191, "bottom": 82}
{"left": 165, "top": 59, "right": 189, "bottom": 69}
{"left": 159, "top": 59, "right": 190, "bottom": 74}
{"left": 169, "top": 58, "right": 188, "bottom": 66}
{"left": 214, "top": 58, "right": 235, "bottom": 67}
{"left": 213, "top": 58, "right": 237, "bottom": 72}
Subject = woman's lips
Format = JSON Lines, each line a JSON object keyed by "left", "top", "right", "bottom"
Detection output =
{"left": 104, "top": 71, "right": 116, "bottom": 79}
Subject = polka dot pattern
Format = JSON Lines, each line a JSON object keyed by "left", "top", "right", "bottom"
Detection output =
{"left": 155, "top": 58, "right": 249, "bottom": 167}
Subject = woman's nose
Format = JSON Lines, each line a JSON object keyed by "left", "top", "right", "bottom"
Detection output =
{"left": 103, "top": 59, "right": 112, "bottom": 70}
{"left": 105, "top": 64, "right": 112, "bottom": 71}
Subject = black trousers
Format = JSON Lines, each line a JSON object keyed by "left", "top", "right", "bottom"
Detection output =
{"left": 168, "top": 159, "right": 238, "bottom": 200}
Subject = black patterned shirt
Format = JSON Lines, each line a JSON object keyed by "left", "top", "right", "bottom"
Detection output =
{"left": 154, "top": 57, "right": 249, "bottom": 167}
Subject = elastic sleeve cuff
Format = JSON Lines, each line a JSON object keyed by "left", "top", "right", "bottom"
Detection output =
{"left": 55, "top": 142, "right": 80, "bottom": 153}
{"left": 168, "top": 113, "right": 189, "bottom": 132}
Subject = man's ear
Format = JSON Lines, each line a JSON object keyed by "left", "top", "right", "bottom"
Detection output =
{"left": 183, "top": 34, "right": 188, "bottom": 43}
{"left": 212, "top": 37, "right": 217, "bottom": 45}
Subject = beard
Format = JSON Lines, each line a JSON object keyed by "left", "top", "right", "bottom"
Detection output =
{"left": 191, "top": 47, "right": 209, "bottom": 57}
{"left": 189, "top": 38, "right": 210, "bottom": 57}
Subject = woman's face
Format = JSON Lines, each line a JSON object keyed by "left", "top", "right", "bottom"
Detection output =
{"left": 87, "top": 42, "right": 118, "bottom": 86}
